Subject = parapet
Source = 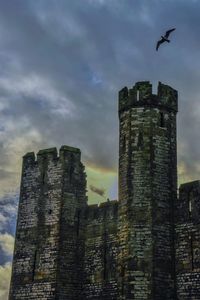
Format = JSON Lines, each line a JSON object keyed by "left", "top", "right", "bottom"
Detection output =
{"left": 179, "top": 180, "right": 200, "bottom": 193}
{"left": 177, "top": 180, "right": 200, "bottom": 223}
{"left": 37, "top": 147, "right": 58, "bottom": 161}
{"left": 23, "top": 152, "right": 35, "bottom": 163}
{"left": 86, "top": 200, "right": 118, "bottom": 220}
{"left": 23, "top": 145, "right": 81, "bottom": 164}
{"left": 119, "top": 81, "right": 178, "bottom": 113}
{"left": 60, "top": 145, "right": 80, "bottom": 153}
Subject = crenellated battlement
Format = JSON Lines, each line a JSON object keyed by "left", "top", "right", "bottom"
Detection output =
{"left": 11, "top": 143, "right": 87, "bottom": 300}
{"left": 119, "top": 81, "right": 178, "bottom": 113}
{"left": 23, "top": 145, "right": 81, "bottom": 164}
{"left": 86, "top": 200, "right": 118, "bottom": 220}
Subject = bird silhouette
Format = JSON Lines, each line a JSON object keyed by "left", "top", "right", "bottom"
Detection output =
{"left": 156, "top": 28, "right": 176, "bottom": 51}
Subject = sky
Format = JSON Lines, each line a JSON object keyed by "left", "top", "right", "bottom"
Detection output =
{"left": 0, "top": 0, "right": 200, "bottom": 298}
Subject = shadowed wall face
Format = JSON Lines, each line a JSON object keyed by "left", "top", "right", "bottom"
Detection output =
{"left": 9, "top": 146, "right": 87, "bottom": 300}
{"left": 118, "top": 81, "right": 178, "bottom": 300}
{"left": 176, "top": 181, "right": 200, "bottom": 300}
{"left": 83, "top": 202, "right": 118, "bottom": 300}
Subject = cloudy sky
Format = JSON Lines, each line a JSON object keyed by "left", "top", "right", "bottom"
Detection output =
{"left": 1, "top": 0, "right": 200, "bottom": 298}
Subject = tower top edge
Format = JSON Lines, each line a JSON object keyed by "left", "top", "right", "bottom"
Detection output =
{"left": 179, "top": 180, "right": 200, "bottom": 191}
{"left": 119, "top": 81, "right": 178, "bottom": 113}
{"left": 23, "top": 145, "right": 81, "bottom": 163}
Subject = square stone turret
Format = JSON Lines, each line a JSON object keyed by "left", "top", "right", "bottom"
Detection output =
{"left": 9, "top": 145, "right": 87, "bottom": 300}
{"left": 119, "top": 81, "right": 178, "bottom": 114}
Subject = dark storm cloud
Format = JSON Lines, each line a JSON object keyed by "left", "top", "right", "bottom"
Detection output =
{"left": 0, "top": 0, "right": 199, "bottom": 185}
{"left": 1, "top": 0, "right": 200, "bottom": 295}
{"left": 0, "top": 193, "right": 18, "bottom": 235}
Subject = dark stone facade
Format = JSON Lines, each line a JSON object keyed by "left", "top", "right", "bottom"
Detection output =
{"left": 176, "top": 181, "right": 200, "bottom": 299}
{"left": 9, "top": 81, "right": 199, "bottom": 299}
{"left": 118, "top": 81, "right": 177, "bottom": 300}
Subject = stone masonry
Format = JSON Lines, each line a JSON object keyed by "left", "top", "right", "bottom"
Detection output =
{"left": 9, "top": 81, "right": 200, "bottom": 300}
{"left": 176, "top": 181, "right": 200, "bottom": 299}
{"left": 118, "top": 81, "right": 177, "bottom": 300}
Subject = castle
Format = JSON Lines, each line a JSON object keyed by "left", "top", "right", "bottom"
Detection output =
{"left": 8, "top": 81, "right": 200, "bottom": 300}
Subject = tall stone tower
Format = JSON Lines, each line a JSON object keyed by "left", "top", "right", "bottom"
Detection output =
{"left": 118, "top": 81, "right": 178, "bottom": 300}
{"left": 176, "top": 181, "right": 200, "bottom": 299}
{"left": 9, "top": 146, "right": 87, "bottom": 300}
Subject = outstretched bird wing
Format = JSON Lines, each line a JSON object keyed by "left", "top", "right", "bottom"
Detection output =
{"left": 165, "top": 28, "right": 176, "bottom": 38}
{"left": 156, "top": 38, "right": 165, "bottom": 51}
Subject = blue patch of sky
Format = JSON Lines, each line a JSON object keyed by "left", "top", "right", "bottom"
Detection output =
{"left": 0, "top": 193, "right": 18, "bottom": 265}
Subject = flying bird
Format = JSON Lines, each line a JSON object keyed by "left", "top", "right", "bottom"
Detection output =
{"left": 156, "top": 28, "right": 176, "bottom": 51}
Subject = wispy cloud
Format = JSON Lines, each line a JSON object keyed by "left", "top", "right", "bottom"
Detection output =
{"left": 0, "top": 262, "right": 11, "bottom": 300}
{"left": 0, "top": 0, "right": 198, "bottom": 199}
{"left": 0, "top": 234, "right": 14, "bottom": 257}
{"left": 0, "top": 0, "right": 200, "bottom": 297}
{"left": 0, "top": 193, "right": 18, "bottom": 234}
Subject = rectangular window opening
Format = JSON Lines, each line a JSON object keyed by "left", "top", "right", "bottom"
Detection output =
{"left": 121, "top": 265, "right": 125, "bottom": 295}
{"left": 189, "top": 200, "right": 192, "bottom": 213}
{"left": 160, "top": 112, "right": 165, "bottom": 127}
{"left": 190, "top": 233, "right": 194, "bottom": 271}
{"left": 137, "top": 131, "right": 144, "bottom": 149}
{"left": 188, "top": 191, "right": 192, "bottom": 218}
{"left": 77, "top": 210, "right": 80, "bottom": 236}
{"left": 137, "top": 90, "right": 140, "bottom": 101}
{"left": 69, "top": 165, "right": 74, "bottom": 184}
{"left": 122, "top": 136, "right": 126, "bottom": 151}
{"left": 32, "top": 250, "right": 38, "bottom": 281}
{"left": 103, "top": 232, "right": 107, "bottom": 281}
{"left": 42, "top": 172, "right": 45, "bottom": 184}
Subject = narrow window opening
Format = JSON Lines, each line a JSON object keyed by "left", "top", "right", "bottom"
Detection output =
{"left": 190, "top": 233, "right": 194, "bottom": 271}
{"left": 48, "top": 209, "right": 52, "bottom": 215}
{"left": 194, "top": 248, "right": 200, "bottom": 269}
{"left": 69, "top": 165, "right": 74, "bottom": 184}
{"left": 103, "top": 246, "right": 107, "bottom": 280}
{"left": 137, "top": 90, "right": 140, "bottom": 101}
{"left": 188, "top": 191, "right": 192, "bottom": 218}
{"left": 189, "top": 199, "right": 192, "bottom": 214}
{"left": 77, "top": 210, "right": 80, "bottom": 236}
{"left": 42, "top": 172, "right": 45, "bottom": 184}
{"left": 32, "top": 250, "right": 38, "bottom": 281}
{"left": 160, "top": 112, "right": 165, "bottom": 128}
{"left": 121, "top": 264, "right": 125, "bottom": 295}
{"left": 42, "top": 157, "right": 47, "bottom": 184}
{"left": 103, "top": 232, "right": 107, "bottom": 281}
{"left": 137, "top": 131, "right": 144, "bottom": 149}
{"left": 122, "top": 136, "right": 126, "bottom": 151}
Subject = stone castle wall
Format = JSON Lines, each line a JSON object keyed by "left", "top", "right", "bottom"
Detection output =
{"left": 9, "top": 146, "right": 87, "bottom": 300}
{"left": 83, "top": 201, "right": 118, "bottom": 299}
{"left": 9, "top": 81, "right": 200, "bottom": 300}
{"left": 176, "top": 181, "right": 200, "bottom": 300}
{"left": 118, "top": 81, "right": 177, "bottom": 300}
{"left": 9, "top": 144, "right": 119, "bottom": 300}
